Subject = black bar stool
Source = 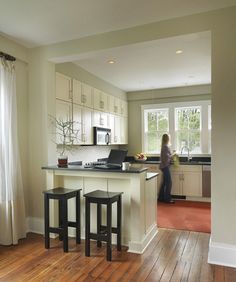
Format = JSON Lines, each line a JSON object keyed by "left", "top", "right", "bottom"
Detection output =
{"left": 43, "top": 187, "right": 81, "bottom": 252}
{"left": 84, "top": 190, "right": 123, "bottom": 261}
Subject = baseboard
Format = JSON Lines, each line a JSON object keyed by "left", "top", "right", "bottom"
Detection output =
{"left": 128, "top": 224, "right": 158, "bottom": 254}
{"left": 208, "top": 237, "right": 236, "bottom": 268}
{"left": 26, "top": 217, "right": 44, "bottom": 235}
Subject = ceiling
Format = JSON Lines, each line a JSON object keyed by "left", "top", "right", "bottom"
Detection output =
{"left": 75, "top": 31, "right": 211, "bottom": 92}
{"left": 0, "top": 0, "right": 235, "bottom": 48}
{"left": 0, "top": 1, "right": 232, "bottom": 92}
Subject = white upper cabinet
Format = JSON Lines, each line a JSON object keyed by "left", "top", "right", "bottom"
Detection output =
{"left": 55, "top": 99, "right": 72, "bottom": 144}
{"left": 93, "top": 110, "right": 109, "bottom": 128}
{"left": 81, "top": 83, "right": 93, "bottom": 108}
{"left": 109, "top": 95, "right": 120, "bottom": 115}
{"left": 94, "top": 88, "right": 108, "bottom": 112}
{"left": 73, "top": 104, "right": 93, "bottom": 145}
{"left": 120, "top": 100, "right": 128, "bottom": 117}
{"left": 55, "top": 72, "right": 72, "bottom": 102}
{"left": 120, "top": 116, "right": 128, "bottom": 144}
{"left": 72, "top": 79, "right": 82, "bottom": 105}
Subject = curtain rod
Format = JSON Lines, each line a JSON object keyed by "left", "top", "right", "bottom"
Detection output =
{"left": 0, "top": 51, "right": 16, "bottom": 61}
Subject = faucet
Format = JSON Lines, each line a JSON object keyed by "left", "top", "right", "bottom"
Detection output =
{"left": 180, "top": 146, "right": 192, "bottom": 162}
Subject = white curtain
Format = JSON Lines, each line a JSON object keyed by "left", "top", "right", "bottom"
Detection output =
{"left": 0, "top": 58, "right": 26, "bottom": 245}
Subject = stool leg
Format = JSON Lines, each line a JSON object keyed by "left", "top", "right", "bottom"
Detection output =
{"left": 107, "top": 203, "right": 112, "bottom": 261}
{"left": 97, "top": 203, "right": 102, "bottom": 248}
{"left": 44, "top": 194, "right": 50, "bottom": 249}
{"left": 58, "top": 199, "right": 63, "bottom": 241}
{"left": 76, "top": 191, "right": 81, "bottom": 244}
{"left": 85, "top": 199, "right": 90, "bottom": 257}
{"left": 62, "top": 198, "right": 68, "bottom": 252}
{"left": 117, "top": 196, "right": 122, "bottom": 251}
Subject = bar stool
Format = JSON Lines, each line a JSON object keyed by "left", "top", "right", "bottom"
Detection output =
{"left": 84, "top": 190, "right": 123, "bottom": 261}
{"left": 43, "top": 187, "right": 81, "bottom": 252}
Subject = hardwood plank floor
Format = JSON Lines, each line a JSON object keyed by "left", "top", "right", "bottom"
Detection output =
{"left": 0, "top": 229, "right": 235, "bottom": 282}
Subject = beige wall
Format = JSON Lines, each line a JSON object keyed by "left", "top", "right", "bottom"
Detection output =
{"left": 127, "top": 85, "right": 211, "bottom": 155}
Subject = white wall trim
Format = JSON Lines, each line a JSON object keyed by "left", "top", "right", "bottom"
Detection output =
{"left": 128, "top": 224, "right": 158, "bottom": 254}
{"left": 208, "top": 237, "right": 236, "bottom": 268}
{"left": 26, "top": 217, "right": 44, "bottom": 235}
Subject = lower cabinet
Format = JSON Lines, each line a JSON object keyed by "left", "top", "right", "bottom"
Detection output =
{"left": 170, "top": 165, "right": 202, "bottom": 197}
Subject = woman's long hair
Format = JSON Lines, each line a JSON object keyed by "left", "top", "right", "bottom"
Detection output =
{"left": 161, "top": 134, "right": 169, "bottom": 148}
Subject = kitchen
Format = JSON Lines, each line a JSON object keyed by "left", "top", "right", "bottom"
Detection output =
{"left": 1, "top": 1, "right": 236, "bottom": 279}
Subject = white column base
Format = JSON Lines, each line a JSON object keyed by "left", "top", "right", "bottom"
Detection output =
{"left": 208, "top": 237, "right": 236, "bottom": 268}
{"left": 128, "top": 224, "right": 158, "bottom": 254}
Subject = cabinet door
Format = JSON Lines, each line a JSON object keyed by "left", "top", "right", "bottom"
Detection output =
{"left": 73, "top": 79, "right": 82, "bottom": 105}
{"left": 101, "top": 92, "right": 108, "bottom": 112}
{"left": 56, "top": 99, "right": 72, "bottom": 144}
{"left": 73, "top": 104, "right": 83, "bottom": 145}
{"left": 120, "top": 116, "right": 128, "bottom": 144}
{"left": 171, "top": 171, "right": 182, "bottom": 196}
{"left": 120, "top": 100, "right": 128, "bottom": 117}
{"left": 93, "top": 88, "right": 100, "bottom": 110}
{"left": 114, "top": 115, "right": 121, "bottom": 144}
{"left": 93, "top": 111, "right": 108, "bottom": 128}
{"left": 56, "top": 72, "right": 72, "bottom": 102}
{"left": 182, "top": 171, "right": 202, "bottom": 197}
{"left": 108, "top": 114, "right": 115, "bottom": 144}
{"left": 114, "top": 97, "right": 120, "bottom": 115}
{"left": 82, "top": 107, "right": 93, "bottom": 144}
{"left": 109, "top": 95, "right": 115, "bottom": 114}
{"left": 81, "top": 83, "right": 93, "bottom": 108}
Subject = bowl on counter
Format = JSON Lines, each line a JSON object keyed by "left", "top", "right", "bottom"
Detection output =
{"left": 134, "top": 156, "right": 147, "bottom": 162}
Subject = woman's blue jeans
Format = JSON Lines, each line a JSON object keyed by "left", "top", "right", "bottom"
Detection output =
{"left": 158, "top": 166, "right": 172, "bottom": 202}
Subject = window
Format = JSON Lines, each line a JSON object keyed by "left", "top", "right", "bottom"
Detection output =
{"left": 175, "top": 106, "right": 201, "bottom": 153}
{"left": 142, "top": 100, "right": 211, "bottom": 155}
{"left": 144, "top": 109, "right": 169, "bottom": 153}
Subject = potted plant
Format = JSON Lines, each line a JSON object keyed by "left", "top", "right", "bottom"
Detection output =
{"left": 49, "top": 115, "right": 80, "bottom": 167}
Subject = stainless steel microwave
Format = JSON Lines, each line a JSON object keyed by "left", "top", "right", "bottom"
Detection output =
{"left": 93, "top": 127, "right": 111, "bottom": 145}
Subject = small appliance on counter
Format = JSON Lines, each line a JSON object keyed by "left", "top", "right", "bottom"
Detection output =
{"left": 94, "top": 127, "right": 111, "bottom": 145}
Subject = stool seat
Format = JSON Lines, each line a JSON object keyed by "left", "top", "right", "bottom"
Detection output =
{"left": 84, "top": 189, "right": 123, "bottom": 261}
{"left": 43, "top": 187, "right": 81, "bottom": 252}
{"left": 84, "top": 190, "right": 123, "bottom": 203}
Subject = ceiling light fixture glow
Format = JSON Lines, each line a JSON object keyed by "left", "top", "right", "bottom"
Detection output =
{"left": 176, "top": 50, "right": 183, "bottom": 54}
{"left": 107, "top": 59, "right": 115, "bottom": 64}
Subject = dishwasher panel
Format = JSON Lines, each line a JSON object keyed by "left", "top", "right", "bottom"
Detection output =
{"left": 202, "top": 165, "right": 211, "bottom": 197}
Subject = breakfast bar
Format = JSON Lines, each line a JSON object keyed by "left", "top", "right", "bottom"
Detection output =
{"left": 42, "top": 165, "right": 159, "bottom": 253}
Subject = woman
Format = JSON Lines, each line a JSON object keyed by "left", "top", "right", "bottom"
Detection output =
{"left": 158, "top": 134, "right": 175, "bottom": 204}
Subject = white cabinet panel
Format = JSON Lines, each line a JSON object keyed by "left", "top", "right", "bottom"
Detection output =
{"left": 94, "top": 88, "right": 108, "bottom": 112}
{"left": 55, "top": 99, "right": 72, "bottom": 144}
{"left": 114, "top": 115, "right": 121, "bottom": 144}
{"left": 73, "top": 79, "right": 82, "bottom": 105}
{"left": 120, "top": 116, "right": 128, "bottom": 144}
{"left": 82, "top": 107, "right": 93, "bottom": 144}
{"left": 81, "top": 83, "right": 93, "bottom": 108}
{"left": 93, "top": 110, "right": 108, "bottom": 128}
{"left": 182, "top": 172, "right": 202, "bottom": 197}
{"left": 108, "top": 114, "right": 115, "bottom": 144}
{"left": 120, "top": 100, "right": 128, "bottom": 117}
{"left": 55, "top": 72, "right": 72, "bottom": 102}
{"left": 73, "top": 104, "right": 93, "bottom": 145}
{"left": 170, "top": 165, "right": 202, "bottom": 197}
{"left": 109, "top": 95, "right": 120, "bottom": 114}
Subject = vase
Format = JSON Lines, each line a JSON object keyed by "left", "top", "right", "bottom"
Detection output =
{"left": 58, "top": 155, "right": 68, "bottom": 167}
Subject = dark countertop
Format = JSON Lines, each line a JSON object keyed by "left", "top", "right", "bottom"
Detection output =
{"left": 127, "top": 156, "right": 211, "bottom": 166}
{"left": 42, "top": 165, "right": 148, "bottom": 174}
{"left": 146, "top": 172, "right": 159, "bottom": 180}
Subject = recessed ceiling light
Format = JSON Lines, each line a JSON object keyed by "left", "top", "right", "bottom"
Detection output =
{"left": 176, "top": 50, "right": 183, "bottom": 54}
{"left": 107, "top": 59, "right": 115, "bottom": 64}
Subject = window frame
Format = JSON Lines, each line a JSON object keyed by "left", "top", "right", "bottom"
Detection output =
{"left": 142, "top": 100, "right": 211, "bottom": 155}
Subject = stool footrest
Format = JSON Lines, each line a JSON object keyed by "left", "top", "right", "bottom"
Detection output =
{"left": 101, "top": 225, "right": 118, "bottom": 234}
{"left": 68, "top": 221, "right": 77, "bottom": 228}
{"left": 49, "top": 227, "right": 63, "bottom": 234}
{"left": 89, "top": 232, "right": 108, "bottom": 242}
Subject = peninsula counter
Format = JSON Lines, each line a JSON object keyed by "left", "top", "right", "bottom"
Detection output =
{"left": 42, "top": 165, "right": 159, "bottom": 254}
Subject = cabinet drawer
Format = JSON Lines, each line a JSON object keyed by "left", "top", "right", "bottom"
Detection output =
{"left": 182, "top": 165, "right": 202, "bottom": 172}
